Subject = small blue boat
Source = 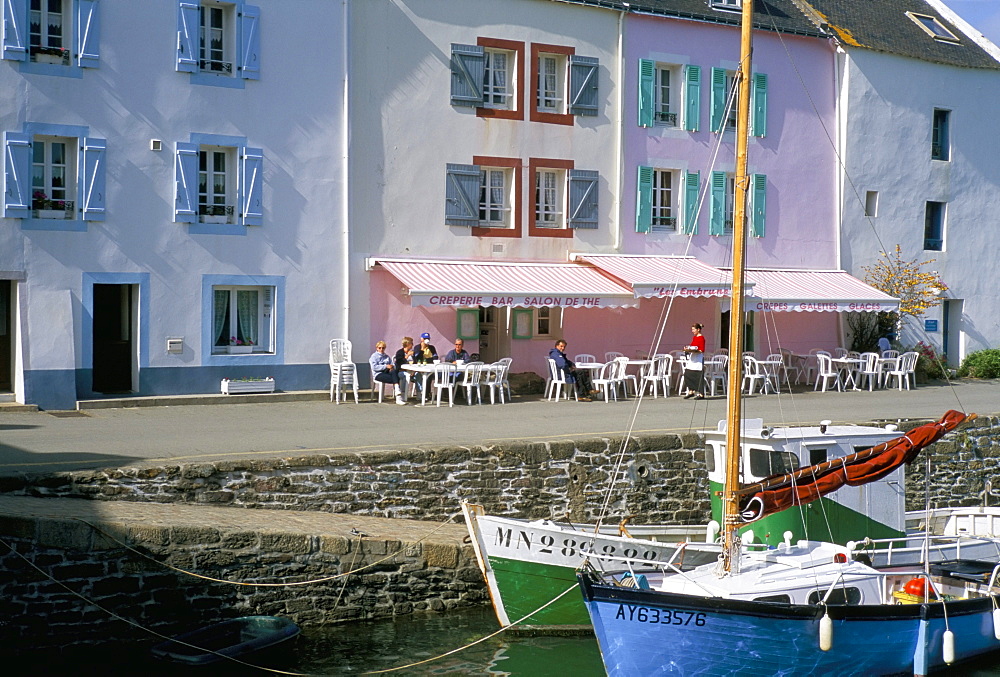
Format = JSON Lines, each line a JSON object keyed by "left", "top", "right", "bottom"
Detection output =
{"left": 151, "top": 615, "right": 300, "bottom": 666}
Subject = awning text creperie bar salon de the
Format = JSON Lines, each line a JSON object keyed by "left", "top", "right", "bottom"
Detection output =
{"left": 366, "top": 257, "right": 639, "bottom": 308}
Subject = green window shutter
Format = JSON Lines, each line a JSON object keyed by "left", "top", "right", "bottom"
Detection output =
{"left": 710, "top": 67, "right": 726, "bottom": 133}
{"left": 684, "top": 65, "right": 700, "bottom": 132}
{"left": 450, "top": 44, "right": 485, "bottom": 107}
{"left": 635, "top": 166, "right": 653, "bottom": 234}
{"left": 638, "top": 59, "right": 655, "bottom": 128}
{"left": 683, "top": 170, "right": 700, "bottom": 235}
{"left": 751, "top": 174, "right": 766, "bottom": 237}
{"left": 752, "top": 73, "right": 767, "bottom": 137}
{"left": 710, "top": 171, "right": 726, "bottom": 236}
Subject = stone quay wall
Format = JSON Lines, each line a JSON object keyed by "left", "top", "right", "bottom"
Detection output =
{"left": 5, "top": 416, "right": 999, "bottom": 523}
{"left": 0, "top": 501, "right": 482, "bottom": 655}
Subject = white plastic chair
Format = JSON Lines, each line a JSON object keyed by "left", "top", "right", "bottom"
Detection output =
{"left": 614, "top": 356, "right": 637, "bottom": 397}
{"left": 779, "top": 348, "right": 803, "bottom": 385}
{"left": 641, "top": 354, "right": 672, "bottom": 398}
{"left": 329, "top": 362, "right": 359, "bottom": 404}
{"left": 590, "top": 361, "right": 620, "bottom": 402}
{"left": 605, "top": 351, "right": 625, "bottom": 363}
{"left": 432, "top": 363, "right": 458, "bottom": 407}
{"left": 813, "top": 354, "right": 842, "bottom": 392}
{"left": 371, "top": 376, "right": 395, "bottom": 403}
{"left": 742, "top": 356, "right": 774, "bottom": 395}
{"left": 805, "top": 349, "right": 830, "bottom": 385}
{"left": 459, "top": 363, "right": 484, "bottom": 405}
{"left": 856, "top": 352, "right": 882, "bottom": 391}
{"left": 886, "top": 351, "right": 919, "bottom": 390}
{"left": 833, "top": 347, "right": 848, "bottom": 359}
{"left": 672, "top": 351, "right": 688, "bottom": 395}
{"left": 575, "top": 354, "right": 597, "bottom": 364}
{"left": 705, "top": 355, "right": 728, "bottom": 396}
{"left": 546, "top": 358, "right": 576, "bottom": 401}
{"left": 330, "top": 338, "right": 352, "bottom": 364}
{"left": 494, "top": 358, "right": 513, "bottom": 401}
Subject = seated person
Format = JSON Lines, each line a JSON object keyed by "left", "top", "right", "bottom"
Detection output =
{"left": 549, "top": 339, "right": 596, "bottom": 401}
{"left": 413, "top": 332, "right": 438, "bottom": 363}
{"left": 393, "top": 336, "right": 416, "bottom": 394}
{"left": 370, "top": 340, "right": 406, "bottom": 405}
{"left": 445, "top": 339, "right": 470, "bottom": 363}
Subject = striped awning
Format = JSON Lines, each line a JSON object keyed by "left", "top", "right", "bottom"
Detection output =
{"left": 574, "top": 254, "right": 739, "bottom": 299}
{"left": 734, "top": 269, "right": 900, "bottom": 312}
{"left": 368, "top": 257, "right": 638, "bottom": 308}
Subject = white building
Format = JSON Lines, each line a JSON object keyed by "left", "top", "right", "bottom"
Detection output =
{"left": 806, "top": 0, "right": 1000, "bottom": 363}
{"left": 1, "top": 0, "right": 348, "bottom": 409}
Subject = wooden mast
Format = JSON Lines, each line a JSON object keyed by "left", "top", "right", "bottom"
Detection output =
{"left": 721, "top": 0, "right": 755, "bottom": 573}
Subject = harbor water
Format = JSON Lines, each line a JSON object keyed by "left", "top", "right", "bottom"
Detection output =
{"left": 20, "top": 603, "right": 1000, "bottom": 675}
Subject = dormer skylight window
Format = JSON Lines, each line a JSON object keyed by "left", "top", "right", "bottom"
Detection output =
{"left": 907, "top": 12, "right": 961, "bottom": 43}
{"left": 711, "top": 0, "right": 741, "bottom": 12}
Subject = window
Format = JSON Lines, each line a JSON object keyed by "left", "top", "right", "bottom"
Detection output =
{"left": 638, "top": 61, "right": 701, "bottom": 131}
{"left": 809, "top": 448, "right": 829, "bottom": 466}
{"left": 483, "top": 48, "right": 513, "bottom": 110}
{"left": 637, "top": 167, "right": 698, "bottom": 234}
{"left": 212, "top": 285, "right": 273, "bottom": 353}
{"left": 865, "top": 191, "right": 879, "bottom": 217}
{"left": 748, "top": 447, "right": 799, "bottom": 478}
{"left": 174, "top": 135, "right": 263, "bottom": 230}
{"left": 654, "top": 66, "right": 680, "bottom": 126}
{"left": 3, "top": 125, "right": 105, "bottom": 227}
{"left": 924, "top": 201, "right": 945, "bottom": 251}
{"left": 711, "top": 68, "right": 767, "bottom": 135}
{"left": 807, "top": 587, "right": 862, "bottom": 606}
{"left": 479, "top": 166, "right": 512, "bottom": 227}
{"left": 710, "top": 171, "right": 735, "bottom": 235}
{"left": 535, "top": 307, "right": 562, "bottom": 338}
{"left": 711, "top": 0, "right": 741, "bottom": 10}
{"left": 651, "top": 169, "right": 677, "bottom": 233}
{"left": 2, "top": 0, "right": 99, "bottom": 69}
{"left": 932, "top": 109, "right": 950, "bottom": 161}
{"left": 907, "top": 12, "right": 960, "bottom": 43}
{"left": 537, "top": 53, "right": 565, "bottom": 113}
{"left": 528, "top": 159, "right": 597, "bottom": 236}
{"left": 535, "top": 168, "right": 565, "bottom": 228}
{"left": 176, "top": 1, "right": 260, "bottom": 82}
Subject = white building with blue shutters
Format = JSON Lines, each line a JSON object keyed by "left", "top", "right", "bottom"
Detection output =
{"left": 805, "top": 0, "right": 1000, "bottom": 363}
{"left": 0, "top": 0, "right": 348, "bottom": 409}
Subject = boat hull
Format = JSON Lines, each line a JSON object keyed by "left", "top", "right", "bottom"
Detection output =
{"left": 578, "top": 574, "right": 1000, "bottom": 676}
{"left": 151, "top": 615, "right": 300, "bottom": 666}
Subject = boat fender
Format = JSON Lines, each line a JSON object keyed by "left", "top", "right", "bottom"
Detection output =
{"left": 943, "top": 630, "right": 955, "bottom": 664}
{"left": 819, "top": 611, "right": 833, "bottom": 651}
{"left": 706, "top": 520, "right": 720, "bottom": 543}
{"left": 904, "top": 578, "right": 927, "bottom": 598}
{"left": 993, "top": 609, "right": 1000, "bottom": 641}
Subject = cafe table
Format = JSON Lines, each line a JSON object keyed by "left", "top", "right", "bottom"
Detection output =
{"left": 831, "top": 356, "right": 862, "bottom": 391}
{"left": 401, "top": 362, "right": 463, "bottom": 406}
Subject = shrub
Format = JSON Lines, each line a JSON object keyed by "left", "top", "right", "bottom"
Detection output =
{"left": 913, "top": 342, "right": 948, "bottom": 381}
{"left": 957, "top": 349, "right": 1000, "bottom": 379}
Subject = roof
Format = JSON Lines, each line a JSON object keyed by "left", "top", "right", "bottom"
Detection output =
{"left": 573, "top": 254, "right": 739, "bottom": 298}
{"left": 797, "top": 0, "right": 1000, "bottom": 69}
{"left": 368, "top": 257, "right": 638, "bottom": 308}
{"left": 552, "top": 0, "right": 826, "bottom": 37}
{"left": 734, "top": 268, "right": 901, "bottom": 312}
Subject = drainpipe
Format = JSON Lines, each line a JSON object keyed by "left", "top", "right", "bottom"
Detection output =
{"left": 613, "top": 6, "right": 626, "bottom": 251}
{"left": 340, "top": 0, "right": 351, "bottom": 341}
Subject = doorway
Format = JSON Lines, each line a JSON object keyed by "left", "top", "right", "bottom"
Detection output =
{"left": 0, "top": 280, "right": 12, "bottom": 392}
{"left": 477, "top": 306, "right": 510, "bottom": 363}
{"left": 942, "top": 299, "right": 963, "bottom": 367}
{"left": 719, "top": 310, "right": 754, "bottom": 353}
{"left": 92, "top": 284, "right": 136, "bottom": 393}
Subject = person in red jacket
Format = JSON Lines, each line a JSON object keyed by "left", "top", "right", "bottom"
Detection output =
{"left": 682, "top": 323, "right": 706, "bottom": 399}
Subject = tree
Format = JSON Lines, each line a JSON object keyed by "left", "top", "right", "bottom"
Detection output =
{"left": 862, "top": 244, "right": 948, "bottom": 327}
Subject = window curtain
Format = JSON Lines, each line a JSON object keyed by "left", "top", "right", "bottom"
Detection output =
{"left": 490, "top": 170, "right": 504, "bottom": 218}
{"left": 213, "top": 289, "right": 229, "bottom": 345}
{"left": 490, "top": 52, "right": 507, "bottom": 99}
{"left": 236, "top": 289, "right": 258, "bottom": 345}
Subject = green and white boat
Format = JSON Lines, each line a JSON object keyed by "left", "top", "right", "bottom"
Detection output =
{"left": 462, "top": 418, "right": 912, "bottom": 630}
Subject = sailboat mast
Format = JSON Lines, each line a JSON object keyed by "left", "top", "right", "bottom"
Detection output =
{"left": 722, "top": 0, "right": 755, "bottom": 573}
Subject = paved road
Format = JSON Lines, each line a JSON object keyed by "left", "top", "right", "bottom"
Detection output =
{"left": 1, "top": 380, "right": 997, "bottom": 475}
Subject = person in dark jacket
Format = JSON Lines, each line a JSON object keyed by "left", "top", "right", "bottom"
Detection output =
{"left": 549, "top": 339, "right": 596, "bottom": 401}
{"left": 413, "top": 332, "right": 438, "bottom": 363}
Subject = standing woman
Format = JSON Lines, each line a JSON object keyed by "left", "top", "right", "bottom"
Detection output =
{"left": 683, "top": 323, "right": 706, "bottom": 399}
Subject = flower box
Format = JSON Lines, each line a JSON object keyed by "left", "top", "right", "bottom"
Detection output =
{"left": 227, "top": 345, "right": 253, "bottom": 354}
{"left": 34, "top": 53, "right": 68, "bottom": 65}
{"left": 221, "top": 378, "right": 275, "bottom": 395}
{"left": 35, "top": 209, "right": 69, "bottom": 219}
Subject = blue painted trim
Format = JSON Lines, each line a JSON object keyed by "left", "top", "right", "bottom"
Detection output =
{"left": 202, "top": 274, "right": 285, "bottom": 366}
{"left": 24, "top": 368, "right": 78, "bottom": 410}
{"left": 81, "top": 273, "right": 151, "bottom": 370}
{"left": 18, "top": 62, "right": 84, "bottom": 79}
{"left": 190, "top": 133, "right": 246, "bottom": 147}
{"left": 26, "top": 122, "right": 89, "bottom": 138}
{"left": 21, "top": 218, "right": 87, "bottom": 232}
{"left": 189, "top": 222, "right": 248, "bottom": 236}
{"left": 189, "top": 72, "right": 245, "bottom": 89}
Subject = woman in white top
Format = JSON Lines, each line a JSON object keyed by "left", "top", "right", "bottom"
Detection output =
{"left": 682, "top": 323, "right": 706, "bottom": 399}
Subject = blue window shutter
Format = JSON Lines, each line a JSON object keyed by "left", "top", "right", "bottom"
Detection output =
{"left": 450, "top": 44, "right": 484, "bottom": 107}
{"left": 174, "top": 141, "right": 198, "bottom": 223}
{"left": 239, "top": 4, "right": 260, "bottom": 80}
{"left": 569, "top": 55, "right": 599, "bottom": 117}
{"left": 683, "top": 170, "right": 700, "bottom": 234}
{"left": 2, "top": 0, "right": 27, "bottom": 61}
{"left": 637, "top": 59, "right": 655, "bottom": 128}
{"left": 568, "top": 169, "right": 599, "bottom": 230}
{"left": 240, "top": 146, "right": 263, "bottom": 226}
{"left": 684, "top": 65, "right": 700, "bottom": 132}
{"left": 445, "top": 163, "right": 480, "bottom": 226}
{"left": 3, "top": 131, "right": 30, "bottom": 217}
{"left": 635, "top": 166, "right": 652, "bottom": 234}
{"left": 751, "top": 173, "right": 766, "bottom": 237}
{"left": 752, "top": 73, "right": 767, "bottom": 137}
{"left": 710, "top": 67, "right": 726, "bottom": 133}
{"left": 76, "top": 0, "right": 100, "bottom": 68}
{"left": 80, "top": 137, "right": 106, "bottom": 221}
{"left": 710, "top": 171, "right": 725, "bottom": 236}
{"left": 176, "top": 2, "right": 198, "bottom": 73}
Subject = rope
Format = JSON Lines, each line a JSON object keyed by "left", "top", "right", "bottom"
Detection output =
{"left": 70, "top": 513, "right": 457, "bottom": 587}
{"left": 359, "top": 584, "right": 579, "bottom": 675}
